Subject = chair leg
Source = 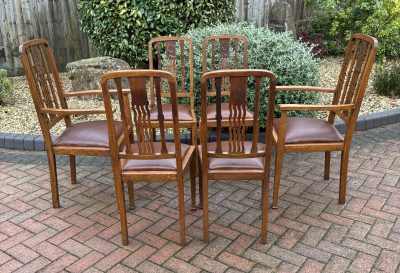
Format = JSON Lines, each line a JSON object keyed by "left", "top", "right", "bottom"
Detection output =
{"left": 190, "top": 125, "right": 197, "bottom": 211}
{"left": 202, "top": 172, "right": 209, "bottom": 242}
{"left": 272, "top": 145, "right": 284, "bottom": 209}
{"left": 115, "top": 179, "right": 128, "bottom": 245}
{"left": 177, "top": 175, "right": 186, "bottom": 245}
{"left": 339, "top": 148, "right": 350, "bottom": 204}
{"left": 324, "top": 152, "right": 331, "bottom": 180}
{"left": 47, "top": 152, "right": 59, "bottom": 208}
{"left": 127, "top": 182, "right": 135, "bottom": 209}
{"left": 190, "top": 156, "right": 196, "bottom": 211}
{"left": 261, "top": 178, "right": 269, "bottom": 244}
{"left": 198, "top": 157, "right": 203, "bottom": 209}
{"left": 69, "top": 155, "right": 77, "bottom": 184}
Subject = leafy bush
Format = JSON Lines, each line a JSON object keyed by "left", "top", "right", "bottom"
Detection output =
{"left": 78, "top": 0, "right": 235, "bottom": 67}
{"left": 373, "top": 62, "right": 400, "bottom": 97}
{"left": 184, "top": 23, "right": 320, "bottom": 128}
{"left": 0, "top": 69, "right": 12, "bottom": 105}
{"left": 307, "top": 0, "right": 400, "bottom": 58}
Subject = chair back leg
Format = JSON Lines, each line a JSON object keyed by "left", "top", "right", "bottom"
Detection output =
{"left": 324, "top": 152, "right": 331, "bottom": 180}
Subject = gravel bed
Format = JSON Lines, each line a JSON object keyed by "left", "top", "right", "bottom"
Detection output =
{"left": 1, "top": 56, "right": 399, "bottom": 136}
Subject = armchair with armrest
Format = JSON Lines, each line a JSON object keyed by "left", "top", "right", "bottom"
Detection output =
{"left": 271, "top": 33, "right": 378, "bottom": 208}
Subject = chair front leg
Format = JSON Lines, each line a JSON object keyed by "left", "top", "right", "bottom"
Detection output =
{"left": 324, "top": 151, "right": 331, "bottom": 180}
{"left": 272, "top": 144, "right": 284, "bottom": 209}
{"left": 69, "top": 155, "right": 77, "bottom": 184}
{"left": 177, "top": 175, "right": 186, "bottom": 245}
{"left": 127, "top": 182, "right": 135, "bottom": 209}
{"left": 202, "top": 171, "right": 209, "bottom": 242}
{"left": 261, "top": 178, "right": 269, "bottom": 244}
{"left": 47, "top": 151, "right": 59, "bottom": 208}
{"left": 115, "top": 178, "right": 128, "bottom": 245}
{"left": 190, "top": 124, "right": 197, "bottom": 211}
{"left": 339, "top": 147, "right": 350, "bottom": 204}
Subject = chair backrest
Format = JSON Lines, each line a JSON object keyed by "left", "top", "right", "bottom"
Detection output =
{"left": 329, "top": 33, "right": 378, "bottom": 124}
{"left": 202, "top": 35, "right": 249, "bottom": 73}
{"left": 19, "top": 39, "right": 70, "bottom": 131}
{"left": 101, "top": 70, "right": 183, "bottom": 171}
{"left": 148, "top": 37, "right": 194, "bottom": 108}
{"left": 202, "top": 35, "right": 249, "bottom": 98}
{"left": 200, "top": 69, "right": 276, "bottom": 161}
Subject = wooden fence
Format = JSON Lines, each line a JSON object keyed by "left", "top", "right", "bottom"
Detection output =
{"left": 0, "top": 0, "right": 308, "bottom": 75}
{"left": 0, "top": 0, "right": 96, "bottom": 75}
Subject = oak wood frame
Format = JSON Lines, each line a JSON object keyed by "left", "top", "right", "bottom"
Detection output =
{"left": 271, "top": 33, "right": 378, "bottom": 208}
{"left": 101, "top": 70, "right": 196, "bottom": 246}
{"left": 148, "top": 37, "right": 197, "bottom": 210}
{"left": 199, "top": 69, "right": 276, "bottom": 244}
{"left": 19, "top": 38, "right": 125, "bottom": 209}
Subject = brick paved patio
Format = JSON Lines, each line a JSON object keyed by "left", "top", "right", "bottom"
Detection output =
{"left": 0, "top": 123, "right": 399, "bottom": 273}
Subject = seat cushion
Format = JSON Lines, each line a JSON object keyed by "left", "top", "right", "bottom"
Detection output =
{"left": 199, "top": 141, "right": 265, "bottom": 170}
{"left": 149, "top": 104, "right": 194, "bottom": 121}
{"left": 54, "top": 120, "right": 123, "bottom": 147}
{"left": 274, "top": 117, "right": 344, "bottom": 144}
{"left": 123, "top": 142, "right": 190, "bottom": 171}
{"left": 206, "top": 103, "right": 254, "bottom": 120}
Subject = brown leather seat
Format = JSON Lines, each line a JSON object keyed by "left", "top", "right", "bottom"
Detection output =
{"left": 274, "top": 117, "right": 344, "bottom": 144}
{"left": 199, "top": 141, "right": 265, "bottom": 170}
{"left": 150, "top": 104, "right": 194, "bottom": 121}
{"left": 54, "top": 120, "right": 123, "bottom": 147}
{"left": 206, "top": 103, "right": 253, "bottom": 120}
{"left": 123, "top": 142, "right": 189, "bottom": 171}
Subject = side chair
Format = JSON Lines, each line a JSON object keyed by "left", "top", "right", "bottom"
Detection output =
{"left": 148, "top": 36, "right": 197, "bottom": 210}
{"left": 271, "top": 33, "right": 378, "bottom": 208}
{"left": 100, "top": 70, "right": 196, "bottom": 246}
{"left": 202, "top": 35, "right": 252, "bottom": 126}
{"left": 19, "top": 39, "right": 125, "bottom": 208}
{"left": 199, "top": 69, "right": 276, "bottom": 244}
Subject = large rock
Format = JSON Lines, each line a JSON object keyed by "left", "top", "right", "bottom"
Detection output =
{"left": 66, "top": 56, "right": 130, "bottom": 91}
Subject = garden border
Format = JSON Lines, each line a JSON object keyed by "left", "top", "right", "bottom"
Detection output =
{"left": 1, "top": 108, "right": 400, "bottom": 151}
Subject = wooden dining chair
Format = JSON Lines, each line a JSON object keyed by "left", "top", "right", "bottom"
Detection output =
{"left": 19, "top": 39, "right": 125, "bottom": 209}
{"left": 199, "top": 69, "right": 276, "bottom": 244}
{"left": 100, "top": 70, "right": 196, "bottom": 246}
{"left": 271, "top": 33, "right": 378, "bottom": 208}
{"left": 202, "top": 35, "right": 252, "bottom": 126}
{"left": 148, "top": 37, "right": 197, "bottom": 210}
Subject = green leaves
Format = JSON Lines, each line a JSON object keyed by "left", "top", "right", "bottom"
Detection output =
{"left": 307, "top": 0, "right": 400, "bottom": 58}
{"left": 78, "top": 0, "right": 235, "bottom": 67}
{"left": 0, "top": 69, "right": 13, "bottom": 105}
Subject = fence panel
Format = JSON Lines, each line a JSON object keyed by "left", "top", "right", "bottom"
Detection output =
{"left": 0, "top": 0, "right": 96, "bottom": 75}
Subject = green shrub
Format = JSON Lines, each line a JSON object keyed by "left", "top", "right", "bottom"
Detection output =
{"left": 307, "top": 0, "right": 400, "bottom": 58}
{"left": 0, "top": 69, "right": 12, "bottom": 105}
{"left": 373, "top": 62, "right": 400, "bottom": 97}
{"left": 78, "top": 0, "right": 235, "bottom": 67}
{"left": 184, "top": 23, "right": 320, "bottom": 128}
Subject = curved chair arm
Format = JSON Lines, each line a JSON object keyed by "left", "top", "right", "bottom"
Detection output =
{"left": 276, "top": 86, "right": 337, "bottom": 93}
{"left": 40, "top": 108, "right": 106, "bottom": 115}
{"left": 63, "top": 89, "right": 130, "bottom": 98}
{"left": 278, "top": 104, "right": 355, "bottom": 111}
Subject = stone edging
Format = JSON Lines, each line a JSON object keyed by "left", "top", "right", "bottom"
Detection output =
{"left": 1, "top": 108, "right": 400, "bottom": 151}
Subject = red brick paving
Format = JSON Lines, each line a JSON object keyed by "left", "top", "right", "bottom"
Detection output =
{"left": 0, "top": 123, "right": 399, "bottom": 272}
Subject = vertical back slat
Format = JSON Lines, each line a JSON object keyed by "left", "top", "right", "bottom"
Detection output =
{"left": 155, "top": 77, "right": 168, "bottom": 154}
{"left": 180, "top": 40, "right": 186, "bottom": 93}
{"left": 251, "top": 77, "right": 261, "bottom": 153}
{"left": 215, "top": 77, "right": 222, "bottom": 153}
{"left": 234, "top": 38, "right": 239, "bottom": 69}
{"left": 114, "top": 77, "right": 132, "bottom": 154}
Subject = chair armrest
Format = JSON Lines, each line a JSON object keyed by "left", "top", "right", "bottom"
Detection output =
{"left": 40, "top": 108, "right": 106, "bottom": 115}
{"left": 276, "top": 86, "right": 337, "bottom": 93}
{"left": 279, "top": 104, "right": 356, "bottom": 111}
{"left": 63, "top": 89, "right": 130, "bottom": 98}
